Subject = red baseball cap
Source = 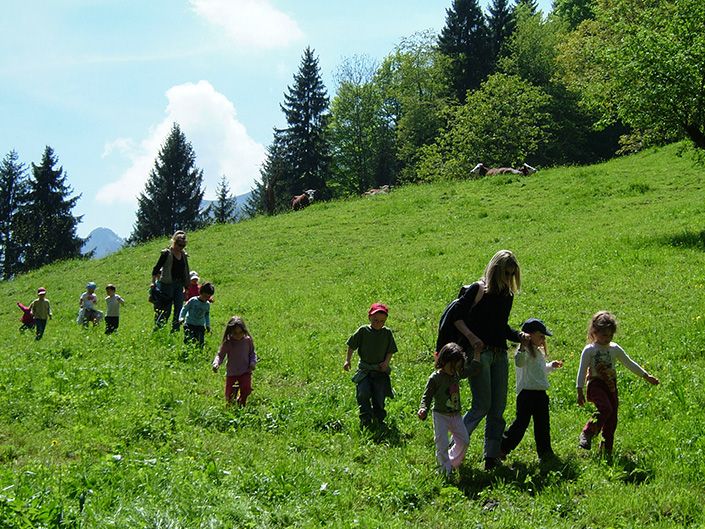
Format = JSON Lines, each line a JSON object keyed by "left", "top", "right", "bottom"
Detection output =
{"left": 368, "top": 302, "right": 389, "bottom": 316}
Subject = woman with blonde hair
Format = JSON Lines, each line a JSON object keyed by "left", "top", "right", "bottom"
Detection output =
{"left": 447, "top": 250, "right": 530, "bottom": 470}
{"left": 151, "top": 230, "right": 191, "bottom": 331}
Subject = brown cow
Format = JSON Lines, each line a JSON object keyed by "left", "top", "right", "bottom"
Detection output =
{"left": 470, "top": 163, "right": 537, "bottom": 176}
{"left": 291, "top": 189, "right": 316, "bottom": 210}
{"left": 362, "top": 185, "right": 391, "bottom": 196}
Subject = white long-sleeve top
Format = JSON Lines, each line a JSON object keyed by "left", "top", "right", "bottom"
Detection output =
{"left": 576, "top": 341, "right": 647, "bottom": 389}
{"left": 514, "top": 345, "right": 556, "bottom": 394}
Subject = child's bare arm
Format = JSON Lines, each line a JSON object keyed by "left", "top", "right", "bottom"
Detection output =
{"left": 343, "top": 347, "right": 354, "bottom": 371}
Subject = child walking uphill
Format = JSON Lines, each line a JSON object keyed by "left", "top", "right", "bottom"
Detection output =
{"left": 29, "top": 287, "right": 52, "bottom": 340}
{"left": 212, "top": 316, "right": 257, "bottom": 406}
{"left": 501, "top": 318, "right": 563, "bottom": 463}
{"left": 418, "top": 343, "right": 470, "bottom": 476}
{"left": 576, "top": 311, "right": 659, "bottom": 455}
{"left": 344, "top": 303, "right": 398, "bottom": 428}
{"left": 104, "top": 284, "right": 125, "bottom": 334}
{"left": 179, "top": 282, "right": 214, "bottom": 348}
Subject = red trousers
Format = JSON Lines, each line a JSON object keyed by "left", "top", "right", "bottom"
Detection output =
{"left": 225, "top": 372, "right": 253, "bottom": 406}
{"left": 582, "top": 378, "right": 618, "bottom": 451}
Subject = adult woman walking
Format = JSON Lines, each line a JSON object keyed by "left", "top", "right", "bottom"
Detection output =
{"left": 152, "top": 230, "right": 191, "bottom": 331}
{"left": 440, "top": 250, "right": 530, "bottom": 470}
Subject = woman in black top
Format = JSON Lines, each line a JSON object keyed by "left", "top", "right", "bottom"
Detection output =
{"left": 151, "top": 230, "right": 191, "bottom": 331}
{"left": 449, "top": 250, "right": 530, "bottom": 470}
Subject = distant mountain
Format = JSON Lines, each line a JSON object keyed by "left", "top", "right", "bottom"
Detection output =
{"left": 82, "top": 227, "right": 124, "bottom": 259}
{"left": 201, "top": 190, "right": 253, "bottom": 220}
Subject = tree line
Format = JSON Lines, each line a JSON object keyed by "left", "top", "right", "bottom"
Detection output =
{"left": 246, "top": 0, "right": 705, "bottom": 212}
{"left": 3, "top": 0, "right": 703, "bottom": 274}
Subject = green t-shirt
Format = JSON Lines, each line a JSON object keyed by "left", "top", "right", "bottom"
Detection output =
{"left": 346, "top": 325, "right": 398, "bottom": 367}
{"left": 420, "top": 370, "right": 462, "bottom": 414}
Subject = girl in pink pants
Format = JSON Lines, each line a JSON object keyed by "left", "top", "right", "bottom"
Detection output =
{"left": 212, "top": 316, "right": 257, "bottom": 406}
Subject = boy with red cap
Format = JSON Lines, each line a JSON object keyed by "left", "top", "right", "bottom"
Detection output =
{"left": 344, "top": 302, "right": 398, "bottom": 428}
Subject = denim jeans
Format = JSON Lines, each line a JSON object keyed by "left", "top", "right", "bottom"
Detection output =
{"left": 154, "top": 281, "right": 184, "bottom": 331}
{"left": 463, "top": 348, "right": 509, "bottom": 459}
{"left": 356, "top": 372, "right": 390, "bottom": 424}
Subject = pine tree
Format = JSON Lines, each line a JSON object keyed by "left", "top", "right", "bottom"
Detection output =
{"left": 211, "top": 175, "right": 237, "bottom": 224}
{"left": 514, "top": 0, "right": 539, "bottom": 15}
{"left": 437, "top": 0, "right": 492, "bottom": 102}
{"left": 0, "top": 150, "right": 28, "bottom": 279}
{"left": 280, "top": 47, "right": 331, "bottom": 199}
{"left": 17, "top": 146, "right": 83, "bottom": 272}
{"left": 487, "top": 0, "right": 516, "bottom": 69}
{"left": 246, "top": 130, "right": 290, "bottom": 215}
{"left": 130, "top": 123, "right": 205, "bottom": 243}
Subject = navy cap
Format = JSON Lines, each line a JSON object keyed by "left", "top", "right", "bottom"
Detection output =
{"left": 521, "top": 318, "right": 552, "bottom": 336}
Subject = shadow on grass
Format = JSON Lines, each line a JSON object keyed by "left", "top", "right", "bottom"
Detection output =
{"left": 456, "top": 455, "right": 580, "bottom": 499}
{"left": 358, "top": 420, "right": 410, "bottom": 447}
{"left": 662, "top": 229, "right": 705, "bottom": 251}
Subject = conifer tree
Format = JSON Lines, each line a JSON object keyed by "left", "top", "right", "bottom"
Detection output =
{"left": 438, "top": 0, "right": 492, "bottom": 102}
{"left": 514, "top": 0, "right": 539, "bottom": 15}
{"left": 130, "top": 123, "right": 205, "bottom": 243}
{"left": 17, "top": 146, "right": 83, "bottom": 272}
{"left": 487, "top": 0, "right": 516, "bottom": 69}
{"left": 211, "top": 175, "right": 237, "bottom": 224}
{"left": 246, "top": 130, "right": 290, "bottom": 215}
{"left": 0, "top": 150, "right": 28, "bottom": 278}
{"left": 280, "top": 47, "right": 331, "bottom": 199}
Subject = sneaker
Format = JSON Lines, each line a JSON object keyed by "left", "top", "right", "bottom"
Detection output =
{"left": 578, "top": 431, "right": 592, "bottom": 450}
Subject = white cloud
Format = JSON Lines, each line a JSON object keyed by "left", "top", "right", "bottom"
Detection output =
{"left": 96, "top": 80, "right": 266, "bottom": 205}
{"left": 190, "top": 0, "right": 304, "bottom": 49}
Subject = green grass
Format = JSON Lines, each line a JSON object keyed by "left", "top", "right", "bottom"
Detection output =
{"left": 1, "top": 143, "right": 705, "bottom": 527}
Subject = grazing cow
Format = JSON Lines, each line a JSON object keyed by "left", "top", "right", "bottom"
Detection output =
{"left": 363, "top": 185, "right": 391, "bottom": 196}
{"left": 470, "top": 163, "right": 537, "bottom": 176}
{"left": 291, "top": 189, "right": 316, "bottom": 210}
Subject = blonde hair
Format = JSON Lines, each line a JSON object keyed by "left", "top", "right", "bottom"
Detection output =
{"left": 171, "top": 230, "right": 187, "bottom": 248}
{"left": 587, "top": 311, "right": 618, "bottom": 344}
{"left": 483, "top": 250, "right": 521, "bottom": 295}
{"left": 222, "top": 315, "right": 250, "bottom": 345}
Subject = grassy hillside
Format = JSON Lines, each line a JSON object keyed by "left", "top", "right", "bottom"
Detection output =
{"left": 1, "top": 143, "right": 704, "bottom": 528}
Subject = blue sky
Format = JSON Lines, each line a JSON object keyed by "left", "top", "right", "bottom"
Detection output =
{"left": 1, "top": 0, "right": 552, "bottom": 239}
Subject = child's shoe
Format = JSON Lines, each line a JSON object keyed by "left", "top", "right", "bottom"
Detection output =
{"left": 578, "top": 431, "right": 593, "bottom": 450}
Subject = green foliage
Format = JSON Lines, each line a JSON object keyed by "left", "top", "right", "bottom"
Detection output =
{"left": 2, "top": 145, "right": 705, "bottom": 527}
{"left": 0, "top": 150, "right": 28, "bottom": 279}
{"left": 16, "top": 146, "right": 83, "bottom": 273}
{"left": 486, "top": 0, "right": 516, "bottom": 68}
{"left": 417, "top": 73, "right": 553, "bottom": 179}
{"left": 328, "top": 56, "right": 396, "bottom": 196}
{"left": 558, "top": 0, "right": 705, "bottom": 151}
{"left": 376, "top": 32, "right": 451, "bottom": 184}
{"left": 209, "top": 175, "right": 237, "bottom": 224}
{"left": 552, "top": 0, "right": 596, "bottom": 29}
{"left": 437, "top": 0, "right": 491, "bottom": 102}
{"left": 130, "top": 123, "right": 206, "bottom": 243}
{"left": 280, "top": 47, "right": 332, "bottom": 199}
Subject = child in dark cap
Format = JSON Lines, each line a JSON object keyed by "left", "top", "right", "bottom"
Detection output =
{"left": 501, "top": 318, "right": 563, "bottom": 463}
{"left": 344, "top": 302, "right": 398, "bottom": 428}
